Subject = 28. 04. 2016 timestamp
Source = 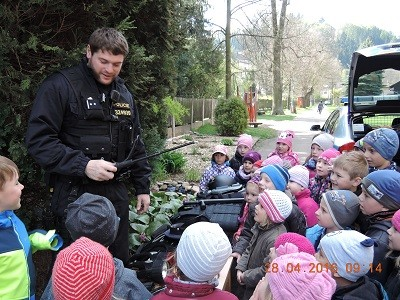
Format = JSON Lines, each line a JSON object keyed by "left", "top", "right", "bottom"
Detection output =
{"left": 265, "top": 262, "right": 383, "bottom": 273}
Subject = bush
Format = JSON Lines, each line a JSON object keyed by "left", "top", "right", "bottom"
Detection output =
{"left": 160, "top": 151, "right": 186, "bottom": 174}
{"left": 215, "top": 97, "right": 248, "bottom": 136}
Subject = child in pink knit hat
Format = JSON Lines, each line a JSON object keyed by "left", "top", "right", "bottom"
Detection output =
{"left": 199, "top": 145, "right": 235, "bottom": 193}
{"left": 309, "top": 148, "right": 340, "bottom": 204}
{"left": 267, "top": 130, "right": 300, "bottom": 167}
{"left": 229, "top": 134, "right": 254, "bottom": 172}
{"left": 386, "top": 209, "right": 400, "bottom": 299}
{"left": 236, "top": 190, "right": 292, "bottom": 299}
{"left": 250, "top": 252, "right": 336, "bottom": 300}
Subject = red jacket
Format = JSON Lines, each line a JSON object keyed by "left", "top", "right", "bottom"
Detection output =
{"left": 151, "top": 275, "right": 238, "bottom": 299}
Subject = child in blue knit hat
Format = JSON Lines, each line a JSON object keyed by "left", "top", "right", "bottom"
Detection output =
{"left": 362, "top": 128, "right": 400, "bottom": 172}
{"left": 359, "top": 169, "right": 400, "bottom": 285}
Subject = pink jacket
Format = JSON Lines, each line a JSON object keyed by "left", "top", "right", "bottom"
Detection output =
{"left": 267, "top": 151, "right": 300, "bottom": 167}
{"left": 152, "top": 275, "right": 238, "bottom": 300}
{"left": 295, "top": 188, "right": 319, "bottom": 227}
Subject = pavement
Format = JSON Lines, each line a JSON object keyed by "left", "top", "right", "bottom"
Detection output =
{"left": 253, "top": 107, "right": 331, "bottom": 163}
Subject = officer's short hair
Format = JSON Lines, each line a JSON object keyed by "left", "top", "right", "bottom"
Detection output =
{"left": 88, "top": 27, "right": 129, "bottom": 57}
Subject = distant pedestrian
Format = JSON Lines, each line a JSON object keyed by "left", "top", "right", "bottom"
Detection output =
{"left": 318, "top": 100, "right": 324, "bottom": 114}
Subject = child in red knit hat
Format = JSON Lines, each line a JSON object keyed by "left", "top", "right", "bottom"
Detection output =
{"left": 52, "top": 237, "right": 115, "bottom": 300}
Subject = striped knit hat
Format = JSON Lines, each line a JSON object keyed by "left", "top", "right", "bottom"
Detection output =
{"left": 258, "top": 190, "right": 293, "bottom": 223}
{"left": 176, "top": 222, "right": 231, "bottom": 282}
{"left": 52, "top": 237, "right": 115, "bottom": 300}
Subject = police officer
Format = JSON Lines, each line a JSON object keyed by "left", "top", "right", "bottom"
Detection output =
{"left": 25, "top": 28, "right": 151, "bottom": 265}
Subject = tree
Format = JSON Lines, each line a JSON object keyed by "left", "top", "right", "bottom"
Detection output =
{"left": 0, "top": 0, "right": 199, "bottom": 216}
{"left": 270, "top": 0, "right": 288, "bottom": 114}
{"left": 175, "top": 0, "right": 224, "bottom": 98}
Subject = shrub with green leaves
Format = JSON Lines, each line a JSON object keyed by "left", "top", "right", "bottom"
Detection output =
{"left": 215, "top": 97, "right": 248, "bottom": 136}
{"left": 160, "top": 151, "right": 186, "bottom": 173}
{"left": 221, "top": 138, "right": 234, "bottom": 146}
{"left": 129, "top": 191, "right": 194, "bottom": 249}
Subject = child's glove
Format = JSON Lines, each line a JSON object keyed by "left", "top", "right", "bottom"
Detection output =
{"left": 29, "top": 229, "right": 63, "bottom": 254}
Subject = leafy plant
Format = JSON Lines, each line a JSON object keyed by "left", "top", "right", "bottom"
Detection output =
{"left": 221, "top": 138, "right": 234, "bottom": 146}
{"left": 128, "top": 191, "right": 192, "bottom": 250}
{"left": 164, "top": 96, "right": 189, "bottom": 125}
{"left": 215, "top": 97, "right": 248, "bottom": 136}
{"left": 160, "top": 151, "right": 186, "bottom": 173}
{"left": 184, "top": 168, "right": 202, "bottom": 182}
{"left": 189, "top": 147, "right": 201, "bottom": 155}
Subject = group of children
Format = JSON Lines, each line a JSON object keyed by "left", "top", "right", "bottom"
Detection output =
{"left": 3, "top": 124, "right": 400, "bottom": 300}
{"left": 197, "top": 126, "right": 400, "bottom": 300}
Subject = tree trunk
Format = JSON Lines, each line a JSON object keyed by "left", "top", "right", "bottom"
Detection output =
{"left": 225, "top": 0, "right": 232, "bottom": 99}
{"left": 271, "top": 0, "right": 288, "bottom": 115}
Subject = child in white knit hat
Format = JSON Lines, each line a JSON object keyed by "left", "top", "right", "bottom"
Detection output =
{"left": 152, "top": 222, "right": 237, "bottom": 299}
{"left": 316, "top": 230, "right": 387, "bottom": 299}
{"left": 236, "top": 190, "right": 292, "bottom": 300}
{"left": 288, "top": 165, "right": 319, "bottom": 227}
{"left": 303, "top": 133, "right": 334, "bottom": 179}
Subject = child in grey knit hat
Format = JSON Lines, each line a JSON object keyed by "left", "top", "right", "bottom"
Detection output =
{"left": 41, "top": 193, "right": 152, "bottom": 300}
{"left": 306, "top": 190, "right": 360, "bottom": 251}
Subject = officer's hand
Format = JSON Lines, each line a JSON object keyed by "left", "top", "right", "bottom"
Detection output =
{"left": 85, "top": 160, "right": 117, "bottom": 181}
{"left": 136, "top": 194, "right": 150, "bottom": 214}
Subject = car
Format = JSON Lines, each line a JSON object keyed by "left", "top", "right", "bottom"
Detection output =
{"left": 311, "top": 42, "right": 400, "bottom": 160}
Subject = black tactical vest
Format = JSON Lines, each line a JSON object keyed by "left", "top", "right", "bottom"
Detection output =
{"left": 58, "top": 65, "right": 134, "bottom": 162}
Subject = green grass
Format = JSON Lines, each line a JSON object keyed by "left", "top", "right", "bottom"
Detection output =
{"left": 245, "top": 127, "right": 277, "bottom": 139}
{"left": 194, "top": 123, "right": 218, "bottom": 135}
{"left": 195, "top": 123, "right": 277, "bottom": 140}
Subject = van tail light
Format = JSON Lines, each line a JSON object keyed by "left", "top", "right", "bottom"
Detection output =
{"left": 338, "top": 141, "right": 355, "bottom": 153}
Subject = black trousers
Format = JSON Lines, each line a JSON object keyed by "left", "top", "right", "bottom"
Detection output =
{"left": 52, "top": 178, "right": 130, "bottom": 265}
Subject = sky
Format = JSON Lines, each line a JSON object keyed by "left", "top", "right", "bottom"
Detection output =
{"left": 205, "top": 0, "right": 400, "bottom": 37}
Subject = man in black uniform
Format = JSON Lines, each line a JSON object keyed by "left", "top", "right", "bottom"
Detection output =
{"left": 25, "top": 28, "right": 151, "bottom": 265}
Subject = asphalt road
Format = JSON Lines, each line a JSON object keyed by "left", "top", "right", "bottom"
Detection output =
{"left": 253, "top": 107, "right": 331, "bottom": 164}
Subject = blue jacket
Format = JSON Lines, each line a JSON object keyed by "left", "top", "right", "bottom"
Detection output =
{"left": 0, "top": 210, "right": 35, "bottom": 300}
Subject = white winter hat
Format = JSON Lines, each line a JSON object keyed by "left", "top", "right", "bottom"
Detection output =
{"left": 312, "top": 133, "right": 334, "bottom": 151}
{"left": 176, "top": 222, "right": 232, "bottom": 282}
{"left": 288, "top": 165, "right": 310, "bottom": 188}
